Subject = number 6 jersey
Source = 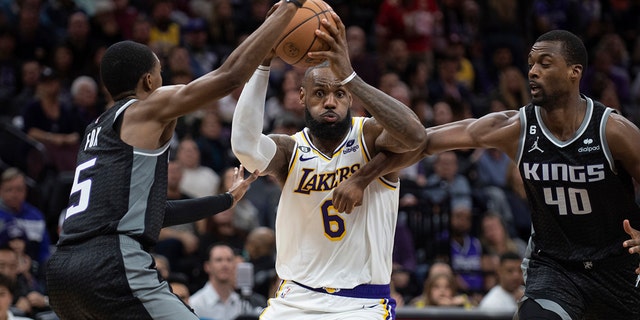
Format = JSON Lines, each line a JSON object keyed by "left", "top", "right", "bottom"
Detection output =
{"left": 516, "top": 97, "right": 640, "bottom": 261}
{"left": 275, "top": 117, "right": 399, "bottom": 289}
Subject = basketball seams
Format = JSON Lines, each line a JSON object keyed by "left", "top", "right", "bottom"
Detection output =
{"left": 274, "top": 0, "right": 335, "bottom": 67}
{"left": 276, "top": 7, "right": 315, "bottom": 43}
{"left": 275, "top": 8, "right": 333, "bottom": 47}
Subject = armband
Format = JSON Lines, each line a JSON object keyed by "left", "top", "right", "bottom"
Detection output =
{"left": 338, "top": 71, "right": 357, "bottom": 86}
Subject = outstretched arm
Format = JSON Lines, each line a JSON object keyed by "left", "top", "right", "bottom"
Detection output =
{"left": 163, "top": 166, "right": 259, "bottom": 227}
{"left": 151, "top": 1, "right": 307, "bottom": 121}
{"left": 311, "top": 12, "right": 426, "bottom": 152}
{"left": 333, "top": 111, "right": 521, "bottom": 212}
{"left": 230, "top": 64, "right": 277, "bottom": 174}
{"left": 231, "top": 57, "right": 295, "bottom": 180}
{"left": 333, "top": 142, "right": 429, "bottom": 213}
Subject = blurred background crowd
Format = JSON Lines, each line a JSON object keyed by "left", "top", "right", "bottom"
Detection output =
{"left": 0, "top": 0, "right": 639, "bottom": 319}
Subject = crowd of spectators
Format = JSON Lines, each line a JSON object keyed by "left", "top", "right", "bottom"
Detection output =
{"left": 0, "top": 0, "right": 639, "bottom": 318}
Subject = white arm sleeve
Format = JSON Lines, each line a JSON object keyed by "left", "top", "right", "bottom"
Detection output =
{"left": 231, "top": 67, "right": 277, "bottom": 172}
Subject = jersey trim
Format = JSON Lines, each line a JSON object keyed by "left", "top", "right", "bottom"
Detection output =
{"left": 358, "top": 118, "right": 372, "bottom": 162}
{"left": 114, "top": 99, "right": 137, "bottom": 123}
{"left": 288, "top": 141, "right": 299, "bottom": 176}
{"left": 515, "top": 107, "right": 528, "bottom": 167}
{"left": 534, "top": 97, "right": 593, "bottom": 148}
{"left": 601, "top": 108, "right": 616, "bottom": 174}
{"left": 133, "top": 141, "right": 171, "bottom": 157}
{"left": 522, "top": 297, "right": 572, "bottom": 320}
{"left": 377, "top": 177, "right": 398, "bottom": 190}
{"left": 358, "top": 118, "right": 397, "bottom": 189}
{"left": 300, "top": 118, "right": 359, "bottom": 160}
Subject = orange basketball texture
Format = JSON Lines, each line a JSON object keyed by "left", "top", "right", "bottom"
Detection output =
{"left": 275, "top": 0, "right": 336, "bottom": 68}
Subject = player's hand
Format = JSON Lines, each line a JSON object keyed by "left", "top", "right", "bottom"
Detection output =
{"left": 309, "top": 11, "right": 354, "bottom": 81}
{"left": 266, "top": 2, "right": 280, "bottom": 17}
{"left": 622, "top": 219, "right": 640, "bottom": 274}
{"left": 227, "top": 165, "right": 259, "bottom": 207}
{"left": 333, "top": 176, "right": 364, "bottom": 213}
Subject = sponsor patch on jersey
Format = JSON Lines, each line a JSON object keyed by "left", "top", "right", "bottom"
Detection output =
{"left": 298, "top": 146, "right": 311, "bottom": 153}
{"left": 342, "top": 139, "right": 359, "bottom": 155}
{"left": 578, "top": 138, "right": 600, "bottom": 153}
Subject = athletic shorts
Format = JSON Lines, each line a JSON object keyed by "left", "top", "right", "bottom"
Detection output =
{"left": 260, "top": 280, "right": 396, "bottom": 320}
{"left": 518, "top": 252, "right": 640, "bottom": 320}
{"left": 46, "top": 234, "right": 198, "bottom": 320}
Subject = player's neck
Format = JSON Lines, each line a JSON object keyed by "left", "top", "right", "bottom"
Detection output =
{"left": 309, "top": 135, "right": 343, "bottom": 156}
{"left": 539, "top": 95, "right": 586, "bottom": 141}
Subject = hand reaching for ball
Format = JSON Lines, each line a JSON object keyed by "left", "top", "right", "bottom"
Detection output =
{"left": 308, "top": 11, "right": 355, "bottom": 82}
{"left": 274, "top": 0, "right": 336, "bottom": 68}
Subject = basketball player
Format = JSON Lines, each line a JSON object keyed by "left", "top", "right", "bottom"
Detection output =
{"left": 45, "top": 2, "right": 309, "bottom": 319}
{"left": 230, "top": 12, "right": 426, "bottom": 319}
{"left": 333, "top": 30, "right": 640, "bottom": 319}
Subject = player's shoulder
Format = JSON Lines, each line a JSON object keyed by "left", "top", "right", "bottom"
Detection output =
{"left": 605, "top": 111, "right": 640, "bottom": 139}
{"left": 269, "top": 133, "right": 297, "bottom": 146}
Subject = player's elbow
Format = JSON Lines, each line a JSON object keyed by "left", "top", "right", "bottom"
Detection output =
{"left": 230, "top": 145, "right": 259, "bottom": 173}
{"left": 404, "top": 130, "right": 428, "bottom": 151}
{"left": 397, "top": 128, "right": 428, "bottom": 152}
{"left": 230, "top": 134, "right": 276, "bottom": 173}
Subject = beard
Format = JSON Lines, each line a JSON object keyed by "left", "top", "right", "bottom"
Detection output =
{"left": 531, "top": 88, "right": 559, "bottom": 108}
{"left": 531, "top": 92, "right": 546, "bottom": 106}
{"left": 305, "top": 108, "right": 352, "bottom": 141}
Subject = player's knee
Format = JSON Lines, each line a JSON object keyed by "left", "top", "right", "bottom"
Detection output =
{"left": 517, "top": 299, "right": 564, "bottom": 320}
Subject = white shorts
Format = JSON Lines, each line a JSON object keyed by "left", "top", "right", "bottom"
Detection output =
{"left": 259, "top": 280, "right": 396, "bottom": 320}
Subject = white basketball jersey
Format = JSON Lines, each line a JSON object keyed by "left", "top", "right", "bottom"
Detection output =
{"left": 275, "top": 117, "right": 400, "bottom": 289}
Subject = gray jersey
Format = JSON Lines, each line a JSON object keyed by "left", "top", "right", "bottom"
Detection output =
{"left": 58, "top": 98, "right": 170, "bottom": 248}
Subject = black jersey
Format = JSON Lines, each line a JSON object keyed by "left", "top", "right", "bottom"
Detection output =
{"left": 516, "top": 97, "right": 640, "bottom": 261}
{"left": 57, "top": 98, "right": 170, "bottom": 248}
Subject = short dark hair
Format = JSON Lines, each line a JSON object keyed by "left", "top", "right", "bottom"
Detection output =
{"left": 500, "top": 251, "right": 522, "bottom": 264}
{"left": 302, "top": 60, "right": 330, "bottom": 87}
{"left": 536, "top": 30, "right": 588, "bottom": 69}
{"left": 100, "top": 40, "right": 157, "bottom": 99}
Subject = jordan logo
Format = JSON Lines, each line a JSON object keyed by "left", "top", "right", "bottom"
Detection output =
{"left": 528, "top": 136, "right": 544, "bottom": 153}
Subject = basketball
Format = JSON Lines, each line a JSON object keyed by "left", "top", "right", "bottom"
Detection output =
{"left": 275, "top": 0, "right": 336, "bottom": 68}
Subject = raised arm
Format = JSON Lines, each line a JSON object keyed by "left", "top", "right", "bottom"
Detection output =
{"left": 310, "top": 12, "right": 426, "bottom": 152}
{"left": 230, "top": 58, "right": 295, "bottom": 182}
{"left": 149, "top": 1, "right": 306, "bottom": 121}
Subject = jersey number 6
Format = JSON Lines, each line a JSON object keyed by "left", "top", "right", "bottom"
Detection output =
{"left": 322, "top": 200, "right": 346, "bottom": 240}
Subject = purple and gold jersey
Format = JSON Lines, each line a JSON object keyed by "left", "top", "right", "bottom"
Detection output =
{"left": 276, "top": 117, "right": 399, "bottom": 288}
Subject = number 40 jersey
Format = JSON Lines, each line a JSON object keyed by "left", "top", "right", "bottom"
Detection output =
{"left": 517, "top": 97, "right": 640, "bottom": 261}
